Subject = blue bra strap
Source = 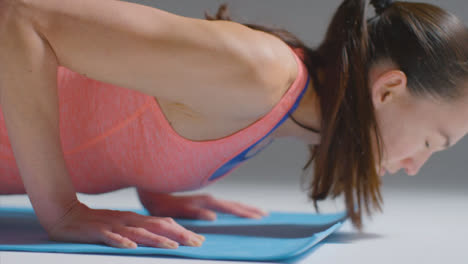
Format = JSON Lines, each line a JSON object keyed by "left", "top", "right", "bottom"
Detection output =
{"left": 208, "top": 75, "right": 311, "bottom": 181}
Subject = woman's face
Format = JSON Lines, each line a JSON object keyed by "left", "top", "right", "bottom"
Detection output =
{"left": 369, "top": 65, "right": 468, "bottom": 177}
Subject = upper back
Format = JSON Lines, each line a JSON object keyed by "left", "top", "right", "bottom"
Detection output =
{"left": 17, "top": 0, "right": 295, "bottom": 121}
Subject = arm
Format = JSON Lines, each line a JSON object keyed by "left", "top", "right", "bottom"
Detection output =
{"left": 19, "top": 0, "right": 290, "bottom": 118}
{"left": 0, "top": 6, "right": 205, "bottom": 249}
{"left": 0, "top": 6, "right": 77, "bottom": 231}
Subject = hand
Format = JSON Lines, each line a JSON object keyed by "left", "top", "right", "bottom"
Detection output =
{"left": 47, "top": 201, "right": 205, "bottom": 249}
{"left": 142, "top": 193, "right": 269, "bottom": 221}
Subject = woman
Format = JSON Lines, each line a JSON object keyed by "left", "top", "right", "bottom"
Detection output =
{"left": 0, "top": 0, "right": 467, "bottom": 250}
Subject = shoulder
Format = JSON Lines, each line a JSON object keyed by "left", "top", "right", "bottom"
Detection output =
{"left": 183, "top": 23, "right": 299, "bottom": 121}
{"left": 248, "top": 28, "right": 299, "bottom": 109}
{"left": 207, "top": 21, "right": 298, "bottom": 107}
{"left": 158, "top": 22, "right": 299, "bottom": 123}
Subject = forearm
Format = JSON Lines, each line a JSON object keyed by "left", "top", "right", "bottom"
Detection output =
{"left": 0, "top": 10, "right": 77, "bottom": 230}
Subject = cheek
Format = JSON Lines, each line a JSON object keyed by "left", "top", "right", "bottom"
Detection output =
{"left": 384, "top": 134, "right": 422, "bottom": 166}
{"left": 372, "top": 105, "right": 422, "bottom": 165}
{"left": 371, "top": 124, "right": 417, "bottom": 166}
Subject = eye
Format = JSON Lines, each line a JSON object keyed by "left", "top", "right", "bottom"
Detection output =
{"left": 425, "top": 140, "right": 430, "bottom": 149}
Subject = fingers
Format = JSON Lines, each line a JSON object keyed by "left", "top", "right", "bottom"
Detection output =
{"left": 202, "top": 197, "right": 268, "bottom": 219}
{"left": 101, "top": 229, "right": 137, "bottom": 249}
{"left": 49, "top": 196, "right": 267, "bottom": 252}
{"left": 230, "top": 201, "right": 269, "bottom": 217}
{"left": 57, "top": 223, "right": 137, "bottom": 249}
{"left": 130, "top": 216, "right": 205, "bottom": 247}
{"left": 178, "top": 205, "right": 218, "bottom": 221}
{"left": 101, "top": 215, "right": 205, "bottom": 249}
{"left": 48, "top": 207, "right": 206, "bottom": 250}
{"left": 114, "top": 226, "right": 179, "bottom": 249}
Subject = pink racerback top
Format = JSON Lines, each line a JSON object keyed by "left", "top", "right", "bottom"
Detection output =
{"left": 0, "top": 46, "right": 311, "bottom": 195}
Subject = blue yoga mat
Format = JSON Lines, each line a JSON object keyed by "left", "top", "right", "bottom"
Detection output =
{"left": 0, "top": 206, "right": 347, "bottom": 262}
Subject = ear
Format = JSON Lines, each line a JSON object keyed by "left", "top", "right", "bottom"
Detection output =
{"left": 370, "top": 70, "right": 408, "bottom": 109}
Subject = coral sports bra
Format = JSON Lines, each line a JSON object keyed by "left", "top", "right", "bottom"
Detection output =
{"left": 0, "top": 46, "right": 312, "bottom": 195}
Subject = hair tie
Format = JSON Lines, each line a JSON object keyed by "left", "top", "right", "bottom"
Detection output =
{"left": 370, "top": 0, "right": 394, "bottom": 15}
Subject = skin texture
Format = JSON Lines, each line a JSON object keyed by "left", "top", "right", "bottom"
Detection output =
{"left": 138, "top": 191, "right": 268, "bottom": 222}
{"left": 275, "top": 59, "right": 468, "bottom": 177}
{"left": 5, "top": 0, "right": 464, "bottom": 250}
{"left": 20, "top": 0, "right": 288, "bottom": 120}
{"left": 272, "top": 73, "right": 322, "bottom": 145}
{"left": 0, "top": 0, "right": 273, "bottom": 250}
{"left": 368, "top": 62, "right": 468, "bottom": 176}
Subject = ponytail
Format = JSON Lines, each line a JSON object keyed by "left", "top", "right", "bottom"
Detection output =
{"left": 311, "top": 0, "right": 383, "bottom": 230}
{"left": 206, "top": 0, "right": 468, "bottom": 230}
{"left": 205, "top": 1, "right": 390, "bottom": 230}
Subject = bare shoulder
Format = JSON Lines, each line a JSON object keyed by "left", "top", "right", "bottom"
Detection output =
{"left": 155, "top": 23, "right": 298, "bottom": 123}
{"left": 195, "top": 25, "right": 298, "bottom": 120}
{"left": 253, "top": 30, "right": 299, "bottom": 107}
{"left": 11, "top": 0, "right": 296, "bottom": 122}
{"left": 154, "top": 30, "right": 299, "bottom": 142}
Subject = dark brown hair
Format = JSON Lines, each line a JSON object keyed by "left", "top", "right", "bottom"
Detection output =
{"left": 205, "top": 1, "right": 468, "bottom": 229}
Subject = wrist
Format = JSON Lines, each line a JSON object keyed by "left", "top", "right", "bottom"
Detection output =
{"left": 38, "top": 197, "right": 82, "bottom": 232}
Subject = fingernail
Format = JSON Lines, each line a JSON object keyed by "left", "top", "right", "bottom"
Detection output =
{"left": 163, "top": 242, "right": 179, "bottom": 249}
{"left": 187, "top": 238, "right": 202, "bottom": 247}
{"left": 126, "top": 241, "right": 137, "bottom": 248}
{"left": 190, "top": 231, "right": 205, "bottom": 241}
{"left": 202, "top": 213, "right": 216, "bottom": 221}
